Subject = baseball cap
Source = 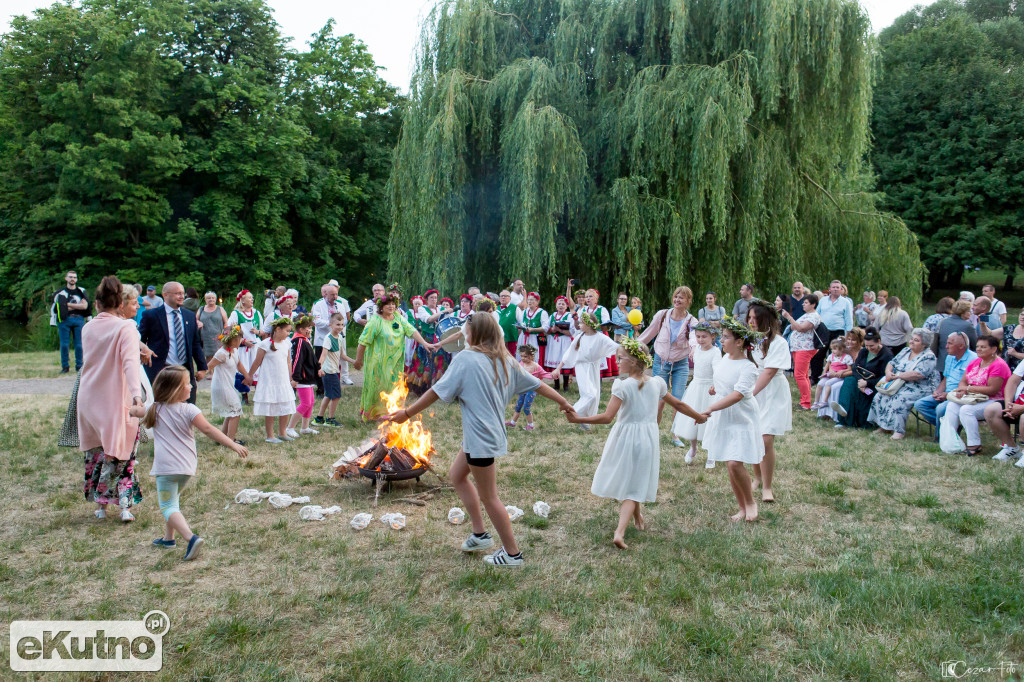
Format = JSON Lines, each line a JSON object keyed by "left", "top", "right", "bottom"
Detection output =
{"left": 147, "top": 285, "right": 156, "bottom": 292}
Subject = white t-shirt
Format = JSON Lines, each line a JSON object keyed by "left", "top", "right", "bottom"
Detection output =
{"left": 149, "top": 402, "right": 203, "bottom": 476}
{"left": 1012, "top": 361, "right": 1024, "bottom": 403}
{"left": 990, "top": 298, "right": 1007, "bottom": 320}
{"left": 508, "top": 291, "right": 524, "bottom": 307}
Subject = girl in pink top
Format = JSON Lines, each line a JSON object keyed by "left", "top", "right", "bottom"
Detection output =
{"left": 78, "top": 276, "right": 144, "bottom": 522}
{"left": 812, "top": 337, "right": 854, "bottom": 409}
{"left": 506, "top": 345, "right": 552, "bottom": 430}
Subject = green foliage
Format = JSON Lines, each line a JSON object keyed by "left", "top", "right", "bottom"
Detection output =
{"left": 0, "top": 0, "right": 400, "bottom": 316}
{"left": 390, "top": 0, "right": 923, "bottom": 313}
{"left": 874, "top": 0, "right": 1024, "bottom": 289}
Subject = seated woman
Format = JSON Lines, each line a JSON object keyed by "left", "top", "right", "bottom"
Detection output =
{"left": 831, "top": 327, "right": 893, "bottom": 429}
{"left": 867, "top": 328, "right": 939, "bottom": 440}
{"left": 818, "top": 328, "right": 864, "bottom": 422}
{"left": 942, "top": 335, "right": 1011, "bottom": 456}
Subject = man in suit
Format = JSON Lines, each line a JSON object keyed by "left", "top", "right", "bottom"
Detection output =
{"left": 139, "top": 281, "right": 208, "bottom": 403}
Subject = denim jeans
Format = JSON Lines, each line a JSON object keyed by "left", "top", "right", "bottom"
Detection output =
{"left": 913, "top": 396, "right": 949, "bottom": 436}
{"left": 652, "top": 353, "right": 689, "bottom": 401}
{"left": 58, "top": 316, "right": 86, "bottom": 370}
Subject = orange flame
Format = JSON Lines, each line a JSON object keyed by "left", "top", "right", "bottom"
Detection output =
{"left": 377, "top": 379, "right": 433, "bottom": 465}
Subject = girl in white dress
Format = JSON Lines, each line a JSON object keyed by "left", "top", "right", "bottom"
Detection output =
{"left": 551, "top": 311, "right": 619, "bottom": 430}
{"left": 544, "top": 296, "right": 577, "bottom": 391}
{"left": 701, "top": 320, "right": 765, "bottom": 523}
{"left": 206, "top": 326, "right": 250, "bottom": 444}
{"left": 673, "top": 323, "right": 722, "bottom": 465}
{"left": 245, "top": 317, "right": 297, "bottom": 443}
{"left": 570, "top": 339, "right": 705, "bottom": 549}
{"left": 746, "top": 301, "right": 792, "bottom": 504}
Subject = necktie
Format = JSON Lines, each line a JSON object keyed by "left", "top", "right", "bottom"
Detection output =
{"left": 173, "top": 309, "right": 186, "bottom": 364}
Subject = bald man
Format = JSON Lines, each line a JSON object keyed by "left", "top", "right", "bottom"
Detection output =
{"left": 138, "top": 281, "right": 208, "bottom": 403}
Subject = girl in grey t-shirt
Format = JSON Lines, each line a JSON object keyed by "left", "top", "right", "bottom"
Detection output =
{"left": 389, "top": 313, "right": 574, "bottom": 567}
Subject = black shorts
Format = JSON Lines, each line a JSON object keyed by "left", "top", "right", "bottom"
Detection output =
{"left": 465, "top": 452, "right": 494, "bottom": 468}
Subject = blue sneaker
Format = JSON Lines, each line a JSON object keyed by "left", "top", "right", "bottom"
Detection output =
{"left": 183, "top": 535, "right": 204, "bottom": 561}
{"left": 153, "top": 538, "right": 176, "bottom": 548}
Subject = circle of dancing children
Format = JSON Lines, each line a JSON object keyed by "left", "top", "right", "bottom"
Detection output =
{"left": 672, "top": 321, "right": 722, "bottom": 467}
{"left": 699, "top": 318, "right": 765, "bottom": 523}
{"left": 135, "top": 365, "right": 248, "bottom": 561}
{"left": 551, "top": 311, "right": 619, "bottom": 431}
{"left": 506, "top": 345, "right": 552, "bottom": 430}
{"left": 811, "top": 337, "right": 853, "bottom": 411}
{"left": 246, "top": 316, "right": 297, "bottom": 443}
{"left": 206, "top": 325, "right": 250, "bottom": 445}
{"left": 315, "top": 312, "right": 355, "bottom": 427}
{"left": 568, "top": 337, "right": 706, "bottom": 549}
{"left": 387, "top": 313, "right": 574, "bottom": 567}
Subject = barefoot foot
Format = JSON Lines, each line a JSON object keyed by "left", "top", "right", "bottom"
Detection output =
{"left": 762, "top": 488, "right": 775, "bottom": 503}
{"left": 751, "top": 478, "right": 762, "bottom": 493}
{"left": 633, "top": 511, "right": 646, "bottom": 531}
{"left": 613, "top": 534, "right": 628, "bottom": 550}
{"left": 730, "top": 510, "right": 745, "bottom": 522}
{"left": 745, "top": 502, "right": 759, "bottom": 522}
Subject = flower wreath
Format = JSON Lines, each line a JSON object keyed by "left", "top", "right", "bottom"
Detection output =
{"left": 579, "top": 310, "right": 601, "bottom": 331}
{"left": 218, "top": 325, "right": 243, "bottom": 345}
{"left": 374, "top": 291, "right": 402, "bottom": 311}
{"left": 619, "top": 337, "right": 653, "bottom": 369}
{"left": 748, "top": 297, "right": 779, "bottom": 315}
{"left": 291, "top": 314, "right": 314, "bottom": 329}
{"left": 719, "top": 315, "right": 764, "bottom": 347}
{"left": 693, "top": 320, "right": 720, "bottom": 336}
{"left": 270, "top": 315, "right": 295, "bottom": 330}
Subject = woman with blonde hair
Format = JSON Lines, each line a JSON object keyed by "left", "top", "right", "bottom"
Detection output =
{"left": 876, "top": 296, "right": 914, "bottom": 355}
{"left": 638, "top": 285, "right": 697, "bottom": 439}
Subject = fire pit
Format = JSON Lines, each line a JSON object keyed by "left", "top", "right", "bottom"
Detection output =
{"left": 332, "top": 380, "right": 437, "bottom": 483}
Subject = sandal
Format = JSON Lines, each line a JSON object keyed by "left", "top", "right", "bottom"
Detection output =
{"left": 967, "top": 446, "right": 984, "bottom": 457}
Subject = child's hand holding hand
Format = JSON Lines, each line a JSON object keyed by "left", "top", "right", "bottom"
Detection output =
{"left": 693, "top": 412, "right": 707, "bottom": 424}
{"left": 318, "top": 369, "right": 325, "bottom": 377}
{"left": 129, "top": 404, "right": 147, "bottom": 418}
{"left": 708, "top": 385, "right": 716, "bottom": 395}
{"left": 290, "top": 380, "right": 298, "bottom": 388}
{"left": 700, "top": 410, "right": 713, "bottom": 421}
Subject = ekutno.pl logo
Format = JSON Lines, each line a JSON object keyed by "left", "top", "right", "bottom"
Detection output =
{"left": 10, "top": 610, "right": 169, "bottom": 672}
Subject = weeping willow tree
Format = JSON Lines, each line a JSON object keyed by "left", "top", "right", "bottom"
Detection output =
{"left": 389, "top": 0, "right": 924, "bottom": 313}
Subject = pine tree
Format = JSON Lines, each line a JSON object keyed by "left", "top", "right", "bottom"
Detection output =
{"left": 389, "top": 0, "right": 924, "bottom": 313}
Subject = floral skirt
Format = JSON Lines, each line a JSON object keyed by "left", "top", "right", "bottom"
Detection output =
{"left": 83, "top": 430, "right": 142, "bottom": 509}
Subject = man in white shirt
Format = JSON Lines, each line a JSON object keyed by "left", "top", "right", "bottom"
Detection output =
{"left": 353, "top": 283, "right": 386, "bottom": 325}
{"left": 982, "top": 284, "right": 1007, "bottom": 326}
{"left": 311, "top": 284, "right": 352, "bottom": 386}
{"left": 264, "top": 285, "right": 285, "bottom": 319}
{"left": 508, "top": 280, "right": 525, "bottom": 307}
{"left": 142, "top": 285, "right": 163, "bottom": 310}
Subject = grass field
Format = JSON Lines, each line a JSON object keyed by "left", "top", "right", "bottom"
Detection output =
{"left": 1, "top": 354, "right": 1023, "bottom": 680}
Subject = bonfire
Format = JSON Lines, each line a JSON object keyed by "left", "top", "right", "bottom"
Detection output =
{"left": 332, "top": 380, "right": 436, "bottom": 482}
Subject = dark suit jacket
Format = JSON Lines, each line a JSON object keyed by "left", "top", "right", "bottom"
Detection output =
{"left": 139, "top": 304, "right": 208, "bottom": 383}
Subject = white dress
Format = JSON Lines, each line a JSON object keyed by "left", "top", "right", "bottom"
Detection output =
{"left": 210, "top": 347, "right": 243, "bottom": 418}
{"left": 252, "top": 338, "right": 295, "bottom": 417}
{"left": 672, "top": 346, "right": 723, "bottom": 441}
{"left": 561, "top": 331, "right": 620, "bottom": 417}
{"left": 703, "top": 357, "right": 765, "bottom": 464}
{"left": 516, "top": 307, "right": 550, "bottom": 360}
{"left": 753, "top": 336, "right": 793, "bottom": 436}
{"left": 591, "top": 376, "right": 667, "bottom": 502}
{"left": 229, "top": 307, "right": 263, "bottom": 379}
{"left": 544, "top": 312, "right": 577, "bottom": 368}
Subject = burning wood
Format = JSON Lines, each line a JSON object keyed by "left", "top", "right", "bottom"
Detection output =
{"left": 331, "top": 380, "right": 437, "bottom": 482}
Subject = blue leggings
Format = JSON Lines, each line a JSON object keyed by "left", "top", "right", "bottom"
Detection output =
{"left": 515, "top": 391, "right": 537, "bottom": 415}
{"left": 155, "top": 474, "right": 191, "bottom": 520}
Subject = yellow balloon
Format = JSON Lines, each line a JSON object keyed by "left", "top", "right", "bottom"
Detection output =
{"left": 627, "top": 309, "right": 643, "bottom": 326}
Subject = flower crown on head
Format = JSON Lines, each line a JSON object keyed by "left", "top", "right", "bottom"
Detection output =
{"left": 374, "top": 291, "right": 402, "bottom": 309}
{"left": 217, "top": 325, "right": 243, "bottom": 345}
{"left": 749, "top": 298, "right": 778, "bottom": 315}
{"left": 292, "top": 314, "right": 314, "bottom": 329}
{"left": 620, "top": 337, "right": 653, "bottom": 369}
{"left": 270, "top": 316, "right": 294, "bottom": 330}
{"left": 719, "top": 315, "right": 764, "bottom": 347}
{"left": 387, "top": 282, "right": 403, "bottom": 298}
{"left": 579, "top": 310, "right": 600, "bottom": 331}
{"left": 474, "top": 298, "right": 494, "bottom": 312}
{"left": 693, "top": 320, "right": 720, "bottom": 336}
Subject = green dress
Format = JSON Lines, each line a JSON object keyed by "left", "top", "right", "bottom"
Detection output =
{"left": 358, "top": 313, "right": 417, "bottom": 419}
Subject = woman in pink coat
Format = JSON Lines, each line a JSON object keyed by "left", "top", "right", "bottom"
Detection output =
{"left": 78, "top": 276, "right": 144, "bottom": 522}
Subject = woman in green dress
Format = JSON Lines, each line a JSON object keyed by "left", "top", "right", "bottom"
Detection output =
{"left": 354, "top": 291, "right": 438, "bottom": 420}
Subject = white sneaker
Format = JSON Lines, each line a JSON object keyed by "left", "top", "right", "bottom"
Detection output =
{"left": 265, "top": 437, "right": 283, "bottom": 444}
{"left": 1015, "top": 453, "right": 1024, "bottom": 469}
{"left": 684, "top": 450, "right": 695, "bottom": 464}
{"left": 829, "top": 400, "right": 847, "bottom": 418}
{"left": 120, "top": 509, "right": 135, "bottom": 522}
{"left": 993, "top": 445, "right": 1020, "bottom": 461}
{"left": 299, "top": 428, "right": 319, "bottom": 435}
{"left": 94, "top": 509, "right": 106, "bottom": 520}
{"left": 705, "top": 459, "right": 715, "bottom": 469}
{"left": 484, "top": 547, "right": 524, "bottom": 567}
{"left": 461, "top": 533, "right": 494, "bottom": 552}
{"left": 341, "top": 377, "right": 354, "bottom": 386}
{"left": 285, "top": 428, "right": 300, "bottom": 439}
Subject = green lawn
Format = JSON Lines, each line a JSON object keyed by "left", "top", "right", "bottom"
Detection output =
{"left": 0, "top": 364, "right": 1022, "bottom": 679}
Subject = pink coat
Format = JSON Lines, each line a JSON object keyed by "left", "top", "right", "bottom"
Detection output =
{"left": 77, "top": 313, "right": 143, "bottom": 460}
